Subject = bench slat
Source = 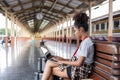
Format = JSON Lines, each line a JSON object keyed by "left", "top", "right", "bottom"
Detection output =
{"left": 95, "top": 57, "right": 120, "bottom": 68}
{"left": 94, "top": 62, "right": 111, "bottom": 74}
{"left": 90, "top": 72, "right": 106, "bottom": 80}
{"left": 96, "top": 52, "right": 120, "bottom": 61}
{"left": 94, "top": 62, "right": 120, "bottom": 76}
{"left": 95, "top": 43, "right": 118, "bottom": 54}
{"left": 95, "top": 57, "right": 111, "bottom": 67}
{"left": 96, "top": 52, "right": 113, "bottom": 61}
{"left": 93, "top": 68, "right": 112, "bottom": 80}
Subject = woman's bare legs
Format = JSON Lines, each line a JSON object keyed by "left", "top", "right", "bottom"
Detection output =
{"left": 41, "top": 60, "right": 58, "bottom": 80}
{"left": 52, "top": 67, "right": 68, "bottom": 77}
{"left": 48, "top": 67, "right": 70, "bottom": 80}
{"left": 42, "top": 60, "right": 70, "bottom": 80}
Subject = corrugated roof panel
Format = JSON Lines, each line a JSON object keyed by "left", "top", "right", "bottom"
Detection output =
{"left": 5, "top": 0, "right": 14, "bottom": 2}
{"left": 24, "top": 12, "right": 29, "bottom": 15}
{"left": 52, "top": 13, "right": 58, "bottom": 16}
{"left": 48, "top": 11, "right": 52, "bottom": 14}
{"left": 71, "top": 0, "right": 83, "bottom": 5}
{"left": 69, "top": 0, "right": 82, "bottom": 8}
{"left": 50, "top": 16, "right": 54, "bottom": 18}
{"left": 54, "top": 4, "right": 64, "bottom": 10}
{"left": 58, "top": 14, "right": 62, "bottom": 17}
{"left": 44, "top": 1, "right": 52, "bottom": 7}
{"left": 20, "top": 0, "right": 29, "bottom": 4}
{"left": 13, "top": 6, "right": 21, "bottom": 11}
{"left": 42, "top": 9, "right": 48, "bottom": 12}
{"left": 45, "top": 14, "right": 49, "bottom": 17}
{"left": 69, "top": 3, "right": 79, "bottom": 8}
{"left": 7, "top": 0, "right": 18, "bottom": 6}
{"left": 58, "top": 0, "right": 71, "bottom": 5}
{"left": 54, "top": 17, "right": 58, "bottom": 20}
{"left": 30, "top": 11, "right": 34, "bottom": 14}
{"left": 62, "top": 7, "right": 73, "bottom": 13}
{"left": 35, "top": 8, "right": 40, "bottom": 12}
{"left": 34, "top": 1, "right": 41, "bottom": 6}
{"left": 18, "top": 14, "right": 23, "bottom": 16}
{"left": 23, "top": 3, "right": 32, "bottom": 9}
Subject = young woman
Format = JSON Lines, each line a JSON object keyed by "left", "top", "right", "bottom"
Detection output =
{"left": 42, "top": 12, "right": 94, "bottom": 80}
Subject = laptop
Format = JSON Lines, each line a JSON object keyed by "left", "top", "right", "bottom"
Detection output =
{"left": 40, "top": 46, "right": 57, "bottom": 62}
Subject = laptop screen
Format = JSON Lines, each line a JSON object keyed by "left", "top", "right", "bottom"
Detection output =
{"left": 41, "top": 47, "right": 48, "bottom": 54}
{"left": 40, "top": 46, "right": 53, "bottom": 59}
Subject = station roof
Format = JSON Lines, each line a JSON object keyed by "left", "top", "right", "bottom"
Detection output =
{"left": 0, "top": 0, "right": 104, "bottom": 33}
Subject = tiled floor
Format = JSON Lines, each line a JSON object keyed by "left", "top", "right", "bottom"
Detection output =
{"left": 0, "top": 40, "right": 44, "bottom": 80}
{"left": 45, "top": 40, "right": 76, "bottom": 58}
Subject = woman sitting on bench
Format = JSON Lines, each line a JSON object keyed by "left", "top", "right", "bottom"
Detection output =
{"left": 42, "top": 12, "right": 94, "bottom": 80}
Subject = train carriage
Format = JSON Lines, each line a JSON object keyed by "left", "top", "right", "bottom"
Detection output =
{"left": 91, "top": 10, "right": 120, "bottom": 42}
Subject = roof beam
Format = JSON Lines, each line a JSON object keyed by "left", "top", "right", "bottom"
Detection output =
{"left": 8, "top": 0, "right": 74, "bottom": 10}
{"left": 60, "top": 0, "right": 71, "bottom": 14}
{"left": 49, "top": 0, "right": 74, "bottom": 10}
{"left": 14, "top": 5, "right": 66, "bottom": 16}
{"left": 17, "top": 11, "right": 62, "bottom": 20}
{"left": 8, "top": 0, "right": 39, "bottom": 10}
{"left": 20, "top": 14, "right": 59, "bottom": 22}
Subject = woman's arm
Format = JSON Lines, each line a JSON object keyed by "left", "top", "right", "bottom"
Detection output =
{"left": 58, "top": 56, "right": 85, "bottom": 67}
{"left": 54, "top": 56, "right": 69, "bottom": 61}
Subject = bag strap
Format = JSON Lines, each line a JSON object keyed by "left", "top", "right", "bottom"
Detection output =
{"left": 72, "top": 36, "right": 88, "bottom": 57}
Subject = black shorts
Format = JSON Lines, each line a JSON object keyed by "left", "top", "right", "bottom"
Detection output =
{"left": 66, "top": 66, "right": 71, "bottom": 78}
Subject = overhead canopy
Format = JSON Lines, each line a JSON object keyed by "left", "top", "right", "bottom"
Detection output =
{"left": 0, "top": 0, "right": 104, "bottom": 33}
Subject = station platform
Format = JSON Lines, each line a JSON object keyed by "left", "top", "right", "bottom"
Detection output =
{"left": 0, "top": 39, "right": 44, "bottom": 80}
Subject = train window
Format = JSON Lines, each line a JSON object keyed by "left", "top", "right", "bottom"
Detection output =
{"left": 57, "top": 31, "right": 59, "bottom": 35}
{"left": 92, "top": 25, "right": 95, "bottom": 32}
{"left": 114, "top": 20, "right": 119, "bottom": 29}
{"left": 92, "top": 25, "right": 94, "bottom": 32}
{"left": 96, "top": 24, "right": 99, "bottom": 31}
{"left": 64, "top": 29, "right": 66, "bottom": 34}
{"left": 101, "top": 23, "right": 105, "bottom": 30}
{"left": 60, "top": 30, "right": 62, "bottom": 35}
{"left": 107, "top": 22, "right": 108, "bottom": 29}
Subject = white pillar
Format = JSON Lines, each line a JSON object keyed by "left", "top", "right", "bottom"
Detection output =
{"left": 99, "top": 24, "right": 101, "bottom": 31}
{"left": 5, "top": 10, "right": 8, "bottom": 67}
{"left": 89, "top": 0, "right": 92, "bottom": 36}
{"left": 105, "top": 22, "right": 107, "bottom": 31}
{"left": 108, "top": 0, "right": 113, "bottom": 42}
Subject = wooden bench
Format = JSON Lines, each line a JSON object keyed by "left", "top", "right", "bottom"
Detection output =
{"left": 90, "top": 41, "right": 120, "bottom": 80}
{"left": 38, "top": 41, "right": 120, "bottom": 80}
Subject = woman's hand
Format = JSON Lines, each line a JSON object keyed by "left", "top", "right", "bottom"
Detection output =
{"left": 54, "top": 56, "right": 64, "bottom": 61}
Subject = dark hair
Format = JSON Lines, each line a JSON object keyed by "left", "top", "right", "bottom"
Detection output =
{"left": 73, "top": 13, "right": 89, "bottom": 32}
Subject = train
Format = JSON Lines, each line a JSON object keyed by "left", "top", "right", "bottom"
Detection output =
{"left": 41, "top": 10, "right": 120, "bottom": 43}
{"left": 59, "top": 10, "right": 120, "bottom": 43}
{"left": 91, "top": 10, "right": 120, "bottom": 42}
